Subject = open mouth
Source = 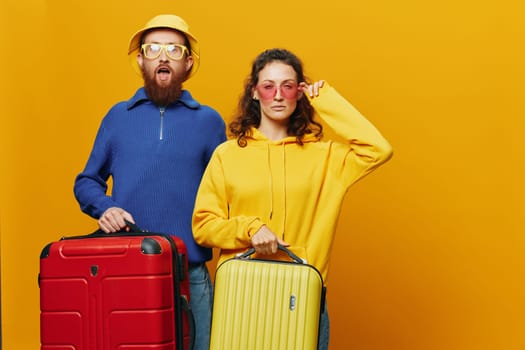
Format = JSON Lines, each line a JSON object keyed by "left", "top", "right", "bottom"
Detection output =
{"left": 156, "top": 66, "right": 171, "bottom": 81}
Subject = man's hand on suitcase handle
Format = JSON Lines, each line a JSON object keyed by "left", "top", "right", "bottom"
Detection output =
{"left": 98, "top": 207, "right": 135, "bottom": 233}
{"left": 251, "top": 225, "right": 290, "bottom": 255}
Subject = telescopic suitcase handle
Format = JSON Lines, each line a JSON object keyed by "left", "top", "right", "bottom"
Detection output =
{"left": 237, "top": 244, "right": 306, "bottom": 264}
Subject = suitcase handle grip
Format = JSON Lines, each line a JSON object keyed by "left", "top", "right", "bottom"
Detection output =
{"left": 123, "top": 220, "right": 144, "bottom": 233}
{"left": 61, "top": 221, "right": 150, "bottom": 241}
{"left": 237, "top": 244, "right": 306, "bottom": 264}
{"left": 80, "top": 220, "right": 145, "bottom": 238}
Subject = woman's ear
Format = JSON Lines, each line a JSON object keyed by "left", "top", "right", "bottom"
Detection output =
{"left": 296, "top": 81, "right": 306, "bottom": 100}
{"left": 252, "top": 89, "right": 259, "bottom": 100}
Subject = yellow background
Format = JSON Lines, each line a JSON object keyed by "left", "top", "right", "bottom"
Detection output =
{"left": 1, "top": 0, "right": 524, "bottom": 349}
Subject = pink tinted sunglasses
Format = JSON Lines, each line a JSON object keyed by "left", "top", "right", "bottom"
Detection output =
{"left": 255, "top": 81, "right": 300, "bottom": 100}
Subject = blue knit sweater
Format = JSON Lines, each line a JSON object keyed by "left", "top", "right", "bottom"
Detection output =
{"left": 74, "top": 87, "right": 226, "bottom": 263}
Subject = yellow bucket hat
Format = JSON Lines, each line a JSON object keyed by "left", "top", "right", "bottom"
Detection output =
{"left": 128, "top": 14, "right": 200, "bottom": 79}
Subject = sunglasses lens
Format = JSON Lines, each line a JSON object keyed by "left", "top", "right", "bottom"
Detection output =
{"left": 142, "top": 44, "right": 186, "bottom": 60}
{"left": 256, "top": 83, "right": 299, "bottom": 100}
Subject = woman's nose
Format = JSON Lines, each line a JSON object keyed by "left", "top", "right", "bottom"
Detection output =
{"left": 274, "top": 87, "right": 284, "bottom": 100}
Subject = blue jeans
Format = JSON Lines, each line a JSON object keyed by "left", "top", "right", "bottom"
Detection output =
{"left": 188, "top": 263, "right": 213, "bottom": 350}
{"left": 318, "top": 302, "right": 330, "bottom": 350}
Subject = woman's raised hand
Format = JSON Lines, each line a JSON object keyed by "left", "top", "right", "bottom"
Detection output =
{"left": 299, "top": 80, "right": 325, "bottom": 98}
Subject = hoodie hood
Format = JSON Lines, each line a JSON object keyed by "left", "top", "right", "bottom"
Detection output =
{"left": 249, "top": 127, "right": 319, "bottom": 145}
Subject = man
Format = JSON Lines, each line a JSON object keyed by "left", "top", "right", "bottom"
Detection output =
{"left": 74, "top": 14, "right": 226, "bottom": 350}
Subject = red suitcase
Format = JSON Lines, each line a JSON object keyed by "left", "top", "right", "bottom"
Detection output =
{"left": 39, "top": 226, "right": 194, "bottom": 350}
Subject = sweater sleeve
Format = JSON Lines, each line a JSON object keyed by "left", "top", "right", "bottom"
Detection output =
{"left": 73, "top": 120, "right": 118, "bottom": 219}
{"left": 192, "top": 148, "right": 264, "bottom": 249}
{"left": 306, "top": 82, "right": 393, "bottom": 186}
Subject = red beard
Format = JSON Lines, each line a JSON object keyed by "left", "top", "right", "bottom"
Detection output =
{"left": 142, "top": 65, "right": 184, "bottom": 107}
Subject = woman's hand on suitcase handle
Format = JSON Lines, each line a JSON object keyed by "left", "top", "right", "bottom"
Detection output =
{"left": 98, "top": 207, "right": 135, "bottom": 233}
{"left": 251, "top": 225, "right": 289, "bottom": 255}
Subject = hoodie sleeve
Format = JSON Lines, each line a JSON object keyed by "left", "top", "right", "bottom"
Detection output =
{"left": 306, "top": 82, "right": 393, "bottom": 186}
{"left": 192, "top": 146, "right": 265, "bottom": 249}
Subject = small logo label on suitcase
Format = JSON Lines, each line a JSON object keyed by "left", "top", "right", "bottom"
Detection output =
{"left": 289, "top": 295, "right": 296, "bottom": 311}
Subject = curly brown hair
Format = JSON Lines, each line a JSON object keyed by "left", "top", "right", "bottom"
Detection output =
{"left": 229, "top": 48, "right": 323, "bottom": 147}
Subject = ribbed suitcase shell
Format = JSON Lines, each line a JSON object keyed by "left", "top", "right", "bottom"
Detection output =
{"left": 39, "top": 232, "right": 192, "bottom": 350}
{"left": 210, "top": 256, "right": 324, "bottom": 350}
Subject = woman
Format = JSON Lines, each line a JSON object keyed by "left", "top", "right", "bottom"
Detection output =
{"left": 192, "top": 48, "right": 393, "bottom": 349}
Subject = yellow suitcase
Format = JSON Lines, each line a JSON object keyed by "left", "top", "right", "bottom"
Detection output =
{"left": 210, "top": 246, "right": 325, "bottom": 350}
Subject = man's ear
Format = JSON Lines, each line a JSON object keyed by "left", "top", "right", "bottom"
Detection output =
{"left": 137, "top": 53, "right": 144, "bottom": 69}
{"left": 185, "top": 56, "right": 194, "bottom": 74}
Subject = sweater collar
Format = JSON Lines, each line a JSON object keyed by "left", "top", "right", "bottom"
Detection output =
{"left": 126, "top": 87, "right": 200, "bottom": 110}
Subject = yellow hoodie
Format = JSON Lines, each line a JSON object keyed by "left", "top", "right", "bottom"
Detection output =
{"left": 192, "top": 82, "right": 393, "bottom": 284}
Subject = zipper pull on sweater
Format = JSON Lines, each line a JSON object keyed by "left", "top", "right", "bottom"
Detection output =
{"left": 159, "top": 107, "right": 165, "bottom": 140}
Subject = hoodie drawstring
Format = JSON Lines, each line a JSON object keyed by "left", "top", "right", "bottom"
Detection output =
{"left": 267, "top": 143, "right": 273, "bottom": 220}
{"left": 266, "top": 142, "right": 287, "bottom": 239}
{"left": 281, "top": 143, "right": 287, "bottom": 239}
